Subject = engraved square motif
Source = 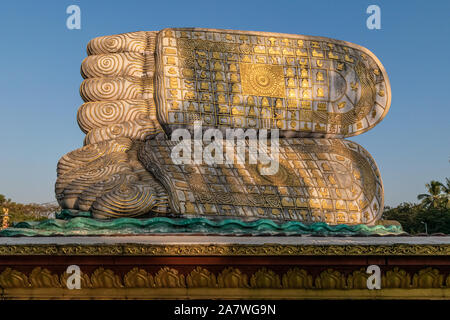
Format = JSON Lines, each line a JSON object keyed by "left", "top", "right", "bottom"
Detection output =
{"left": 240, "top": 63, "right": 286, "bottom": 98}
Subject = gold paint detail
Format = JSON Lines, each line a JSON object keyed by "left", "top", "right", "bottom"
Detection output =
{"left": 240, "top": 63, "right": 285, "bottom": 98}
{"left": 0, "top": 266, "right": 449, "bottom": 292}
{"left": 139, "top": 138, "right": 383, "bottom": 224}
{"left": 1, "top": 208, "right": 9, "bottom": 230}
{"left": 0, "top": 244, "right": 449, "bottom": 256}
{"left": 155, "top": 28, "right": 391, "bottom": 138}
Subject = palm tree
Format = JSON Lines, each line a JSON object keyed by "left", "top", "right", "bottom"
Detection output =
{"left": 441, "top": 178, "right": 450, "bottom": 194}
{"left": 440, "top": 178, "right": 450, "bottom": 208}
{"left": 417, "top": 180, "right": 444, "bottom": 208}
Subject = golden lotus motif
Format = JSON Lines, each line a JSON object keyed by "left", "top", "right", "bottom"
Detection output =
{"left": 1, "top": 265, "right": 449, "bottom": 299}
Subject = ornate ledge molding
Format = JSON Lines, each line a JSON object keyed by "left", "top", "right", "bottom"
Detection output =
{"left": 0, "top": 243, "right": 449, "bottom": 256}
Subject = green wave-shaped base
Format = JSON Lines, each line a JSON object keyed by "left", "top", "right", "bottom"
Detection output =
{"left": 0, "top": 210, "right": 404, "bottom": 237}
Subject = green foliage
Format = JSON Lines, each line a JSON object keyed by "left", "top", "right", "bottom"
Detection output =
{"left": 0, "top": 194, "right": 60, "bottom": 223}
{"left": 383, "top": 204, "right": 450, "bottom": 234}
{"left": 383, "top": 178, "right": 450, "bottom": 234}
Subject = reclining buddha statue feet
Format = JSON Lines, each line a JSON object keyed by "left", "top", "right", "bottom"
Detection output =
{"left": 55, "top": 28, "right": 391, "bottom": 225}
{"left": 55, "top": 137, "right": 169, "bottom": 219}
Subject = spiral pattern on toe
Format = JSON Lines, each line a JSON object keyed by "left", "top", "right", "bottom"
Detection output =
{"left": 61, "top": 162, "right": 131, "bottom": 198}
{"left": 77, "top": 31, "right": 161, "bottom": 144}
{"left": 55, "top": 138, "right": 168, "bottom": 216}
{"left": 77, "top": 173, "right": 140, "bottom": 211}
{"left": 87, "top": 31, "right": 150, "bottom": 55}
{"left": 81, "top": 52, "right": 145, "bottom": 79}
{"left": 91, "top": 182, "right": 159, "bottom": 218}
{"left": 55, "top": 31, "right": 168, "bottom": 218}
{"left": 80, "top": 77, "right": 144, "bottom": 102}
{"left": 84, "top": 119, "right": 162, "bottom": 145}
{"left": 57, "top": 138, "right": 132, "bottom": 176}
{"left": 56, "top": 153, "right": 129, "bottom": 195}
{"left": 77, "top": 100, "right": 148, "bottom": 133}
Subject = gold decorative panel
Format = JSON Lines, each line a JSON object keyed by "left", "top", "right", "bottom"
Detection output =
{"left": 139, "top": 138, "right": 383, "bottom": 224}
{"left": 1, "top": 265, "right": 449, "bottom": 299}
{"left": 154, "top": 28, "right": 391, "bottom": 137}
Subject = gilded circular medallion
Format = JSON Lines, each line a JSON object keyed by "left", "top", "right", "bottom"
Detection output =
{"left": 240, "top": 63, "right": 286, "bottom": 98}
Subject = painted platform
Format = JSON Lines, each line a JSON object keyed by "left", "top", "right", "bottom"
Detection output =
{"left": 0, "top": 236, "right": 449, "bottom": 299}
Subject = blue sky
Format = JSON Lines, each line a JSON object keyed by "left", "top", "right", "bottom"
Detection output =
{"left": 0, "top": 0, "right": 448, "bottom": 206}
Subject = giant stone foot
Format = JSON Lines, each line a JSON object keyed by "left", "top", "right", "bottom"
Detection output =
{"left": 56, "top": 28, "right": 390, "bottom": 225}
